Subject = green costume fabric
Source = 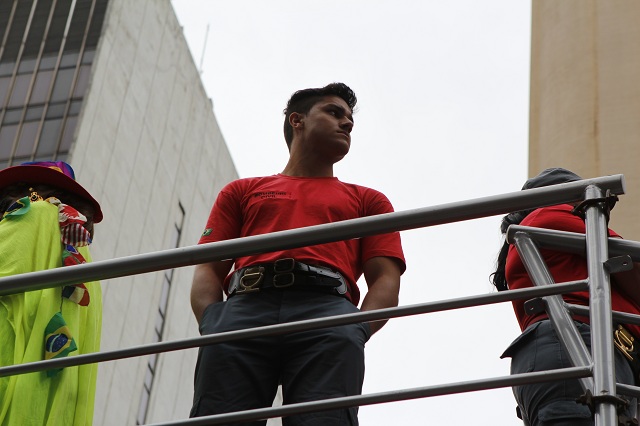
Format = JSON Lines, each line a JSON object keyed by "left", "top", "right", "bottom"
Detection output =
{"left": 0, "top": 201, "right": 102, "bottom": 426}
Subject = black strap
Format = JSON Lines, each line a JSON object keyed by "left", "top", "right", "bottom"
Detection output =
{"left": 571, "top": 189, "right": 618, "bottom": 223}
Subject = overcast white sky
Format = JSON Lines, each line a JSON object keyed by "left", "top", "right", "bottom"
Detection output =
{"left": 170, "top": 1, "right": 531, "bottom": 424}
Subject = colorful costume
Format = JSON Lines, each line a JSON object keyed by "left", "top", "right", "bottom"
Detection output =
{"left": 0, "top": 201, "right": 102, "bottom": 426}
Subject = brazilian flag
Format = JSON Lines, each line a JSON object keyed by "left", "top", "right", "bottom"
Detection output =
{"left": 43, "top": 312, "right": 77, "bottom": 377}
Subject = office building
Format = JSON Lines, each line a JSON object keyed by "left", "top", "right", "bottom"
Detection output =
{"left": 0, "top": 0, "right": 238, "bottom": 423}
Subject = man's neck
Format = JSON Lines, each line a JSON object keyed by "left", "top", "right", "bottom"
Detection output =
{"left": 281, "top": 159, "right": 334, "bottom": 177}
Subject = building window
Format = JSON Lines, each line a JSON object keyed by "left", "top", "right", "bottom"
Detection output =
{"left": 136, "top": 203, "right": 186, "bottom": 425}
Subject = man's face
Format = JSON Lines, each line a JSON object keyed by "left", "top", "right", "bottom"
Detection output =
{"left": 297, "top": 95, "right": 354, "bottom": 161}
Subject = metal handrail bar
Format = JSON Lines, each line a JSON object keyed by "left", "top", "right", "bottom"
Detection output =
{"left": 0, "top": 175, "right": 625, "bottom": 296}
{"left": 617, "top": 383, "right": 640, "bottom": 398}
{"left": 567, "top": 303, "right": 640, "bottom": 327}
{"left": 512, "top": 232, "right": 594, "bottom": 392}
{"left": 0, "top": 281, "right": 589, "bottom": 377}
{"left": 149, "top": 366, "right": 593, "bottom": 426}
{"left": 583, "top": 185, "right": 619, "bottom": 425}
{"left": 506, "top": 225, "right": 640, "bottom": 261}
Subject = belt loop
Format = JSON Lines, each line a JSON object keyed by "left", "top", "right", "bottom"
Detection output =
{"left": 273, "top": 258, "right": 295, "bottom": 274}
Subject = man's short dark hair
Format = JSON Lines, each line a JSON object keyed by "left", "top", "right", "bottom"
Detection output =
{"left": 283, "top": 82, "right": 357, "bottom": 148}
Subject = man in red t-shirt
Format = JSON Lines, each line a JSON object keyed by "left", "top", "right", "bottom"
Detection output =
{"left": 190, "top": 83, "right": 405, "bottom": 425}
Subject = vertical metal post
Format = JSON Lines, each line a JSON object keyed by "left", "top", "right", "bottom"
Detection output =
{"left": 584, "top": 185, "right": 618, "bottom": 426}
{"left": 512, "top": 232, "right": 594, "bottom": 392}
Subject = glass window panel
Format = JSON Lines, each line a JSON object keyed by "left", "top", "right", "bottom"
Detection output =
{"left": 154, "top": 311, "right": 164, "bottom": 337}
{"left": 69, "top": 100, "right": 82, "bottom": 116}
{"left": 15, "top": 122, "right": 39, "bottom": 157}
{"left": 25, "top": 106, "right": 45, "bottom": 121}
{"left": 0, "top": 77, "right": 11, "bottom": 106}
{"left": 55, "top": 152, "right": 68, "bottom": 162}
{"left": 46, "top": 102, "right": 66, "bottom": 119}
{"left": 148, "top": 353, "right": 158, "bottom": 371}
{"left": 136, "top": 388, "right": 150, "bottom": 426}
{"left": 0, "top": 125, "right": 18, "bottom": 160}
{"left": 159, "top": 279, "right": 171, "bottom": 315}
{"left": 51, "top": 68, "right": 75, "bottom": 102}
{"left": 3, "top": 108, "right": 23, "bottom": 125}
{"left": 81, "top": 50, "right": 95, "bottom": 65}
{"left": 11, "top": 156, "right": 31, "bottom": 165}
{"left": 0, "top": 160, "right": 8, "bottom": 169}
{"left": 59, "top": 116, "right": 77, "bottom": 151}
{"left": 29, "top": 70, "right": 54, "bottom": 105}
{"left": 144, "top": 365, "right": 154, "bottom": 390}
{"left": 169, "top": 226, "right": 180, "bottom": 248}
{"left": 18, "top": 58, "right": 37, "bottom": 73}
{"left": 37, "top": 119, "right": 62, "bottom": 157}
{"left": 0, "top": 62, "right": 15, "bottom": 77}
{"left": 72, "top": 65, "right": 90, "bottom": 99}
{"left": 39, "top": 55, "right": 57, "bottom": 71}
{"left": 8, "top": 74, "right": 31, "bottom": 107}
{"left": 60, "top": 52, "right": 79, "bottom": 68}
{"left": 164, "top": 269, "right": 174, "bottom": 282}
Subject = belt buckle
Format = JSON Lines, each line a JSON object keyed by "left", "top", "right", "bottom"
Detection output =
{"left": 614, "top": 325, "right": 635, "bottom": 362}
{"left": 273, "top": 258, "right": 295, "bottom": 288}
{"left": 237, "top": 266, "right": 264, "bottom": 294}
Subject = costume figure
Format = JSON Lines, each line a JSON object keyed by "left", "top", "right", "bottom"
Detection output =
{"left": 190, "top": 83, "right": 405, "bottom": 425}
{"left": 0, "top": 161, "right": 103, "bottom": 426}
{"left": 492, "top": 168, "right": 640, "bottom": 426}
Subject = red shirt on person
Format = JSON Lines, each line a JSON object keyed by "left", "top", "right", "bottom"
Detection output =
{"left": 505, "top": 204, "right": 640, "bottom": 337}
{"left": 199, "top": 174, "right": 406, "bottom": 305}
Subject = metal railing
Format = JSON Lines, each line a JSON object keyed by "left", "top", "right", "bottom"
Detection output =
{"left": 0, "top": 174, "right": 637, "bottom": 425}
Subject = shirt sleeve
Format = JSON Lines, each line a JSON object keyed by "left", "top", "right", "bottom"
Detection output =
{"left": 198, "top": 183, "right": 243, "bottom": 245}
{"left": 359, "top": 189, "right": 406, "bottom": 273}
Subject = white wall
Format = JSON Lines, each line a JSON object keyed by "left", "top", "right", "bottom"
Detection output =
{"left": 69, "top": 0, "right": 238, "bottom": 423}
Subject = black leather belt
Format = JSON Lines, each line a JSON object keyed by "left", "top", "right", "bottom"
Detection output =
{"left": 228, "top": 258, "right": 348, "bottom": 297}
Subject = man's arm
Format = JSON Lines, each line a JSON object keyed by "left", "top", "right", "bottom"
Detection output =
{"left": 359, "top": 256, "right": 402, "bottom": 335}
{"left": 190, "top": 260, "right": 233, "bottom": 324}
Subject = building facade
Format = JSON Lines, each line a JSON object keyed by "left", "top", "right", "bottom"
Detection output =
{"left": 0, "top": 0, "right": 238, "bottom": 424}
{"left": 529, "top": 0, "right": 640, "bottom": 239}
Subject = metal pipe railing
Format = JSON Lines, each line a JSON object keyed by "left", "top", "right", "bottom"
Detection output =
{"left": 149, "top": 367, "right": 593, "bottom": 426}
{"left": 0, "top": 175, "right": 625, "bottom": 296}
{"left": 0, "top": 281, "right": 588, "bottom": 377}
{"left": 0, "top": 174, "right": 633, "bottom": 425}
{"left": 567, "top": 303, "right": 640, "bottom": 327}
{"left": 583, "top": 185, "right": 619, "bottom": 425}
{"left": 506, "top": 225, "right": 640, "bottom": 261}
{"left": 512, "top": 232, "right": 594, "bottom": 392}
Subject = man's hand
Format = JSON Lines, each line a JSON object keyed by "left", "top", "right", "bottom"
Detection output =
{"left": 359, "top": 256, "right": 402, "bottom": 335}
{"left": 190, "top": 260, "right": 233, "bottom": 324}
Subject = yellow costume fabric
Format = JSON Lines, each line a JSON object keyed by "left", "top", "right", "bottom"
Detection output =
{"left": 0, "top": 202, "right": 102, "bottom": 426}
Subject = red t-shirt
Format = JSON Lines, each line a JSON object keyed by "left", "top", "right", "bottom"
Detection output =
{"left": 198, "top": 174, "right": 406, "bottom": 305}
{"left": 506, "top": 204, "right": 640, "bottom": 337}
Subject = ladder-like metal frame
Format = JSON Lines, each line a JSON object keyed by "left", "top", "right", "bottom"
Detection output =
{"left": 0, "top": 174, "right": 638, "bottom": 425}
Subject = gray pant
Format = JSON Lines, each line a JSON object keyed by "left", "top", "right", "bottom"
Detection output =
{"left": 502, "top": 320, "right": 637, "bottom": 426}
{"left": 190, "top": 289, "right": 372, "bottom": 426}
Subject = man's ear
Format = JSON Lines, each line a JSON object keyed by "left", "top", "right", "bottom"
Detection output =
{"left": 289, "top": 112, "right": 304, "bottom": 129}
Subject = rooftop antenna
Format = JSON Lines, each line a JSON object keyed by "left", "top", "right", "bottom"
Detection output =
{"left": 199, "top": 23, "right": 210, "bottom": 74}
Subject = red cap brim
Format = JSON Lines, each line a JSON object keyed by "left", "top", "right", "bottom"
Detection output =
{"left": 0, "top": 165, "right": 103, "bottom": 223}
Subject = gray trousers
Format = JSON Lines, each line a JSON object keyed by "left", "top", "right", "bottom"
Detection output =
{"left": 190, "top": 289, "right": 372, "bottom": 426}
{"left": 502, "top": 320, "right": 637, "bottom": 426}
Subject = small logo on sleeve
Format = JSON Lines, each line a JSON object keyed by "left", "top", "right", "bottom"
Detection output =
{"left": 202, "top": 228, "right": 213, "bottom": 237}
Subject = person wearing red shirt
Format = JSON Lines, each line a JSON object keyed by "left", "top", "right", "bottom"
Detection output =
{"left": 190, "top": 83, "right": 405, "bottom": 425}
{"left": 492, "top": 168, "right": 640, "bottom": 426}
